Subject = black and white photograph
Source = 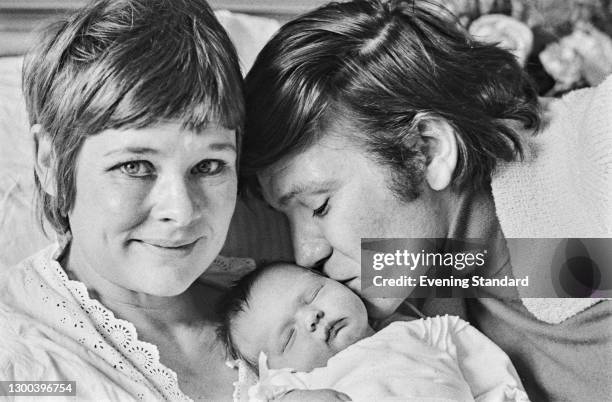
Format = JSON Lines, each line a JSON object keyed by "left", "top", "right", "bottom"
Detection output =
{"left": 0, "top": 0, "right": 611, "bottom": 401}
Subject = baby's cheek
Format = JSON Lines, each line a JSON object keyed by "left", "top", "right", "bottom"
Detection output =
{"left": 279, "top": 344, "right": 331, "bottom": 372}
{"left": 266, "top": 352, "right": 297, "bottom": 371}
{"left": 305, "top": 346, "right": 337, "bottom": 371}
{"left": 264, "top": 354, "right": 281, "bottom": 370}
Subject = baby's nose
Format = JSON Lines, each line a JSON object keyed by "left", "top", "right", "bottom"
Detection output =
{"left": 305, "top": 309, "right": 324, "bottom": 332}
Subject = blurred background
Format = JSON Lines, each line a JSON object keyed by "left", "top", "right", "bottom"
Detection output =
{"left": 1, "top": 0, "right": 612, "bottom": 94}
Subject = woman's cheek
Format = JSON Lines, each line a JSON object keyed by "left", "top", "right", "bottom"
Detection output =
{"left": 205, "top": 175, "right": 237, "bottom": 214}
{"left": 98, "top": 181, "right": 151, "bottom": 227}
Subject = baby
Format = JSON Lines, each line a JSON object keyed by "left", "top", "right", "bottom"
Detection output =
{"left": 217, "top": 263, "right": 530, "bottom": 402}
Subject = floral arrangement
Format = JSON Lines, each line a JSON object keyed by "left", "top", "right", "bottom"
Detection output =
{"left": 441, "top": 0, "right": 612, "bottom": 95}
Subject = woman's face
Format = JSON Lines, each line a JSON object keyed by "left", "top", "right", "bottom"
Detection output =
{"left": 66, "top": 121, "right": 237, "bottom": 297}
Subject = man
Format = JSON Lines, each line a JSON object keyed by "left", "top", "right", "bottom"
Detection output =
{"left": 240, "top": 1, "right": 612, "bottom": 401}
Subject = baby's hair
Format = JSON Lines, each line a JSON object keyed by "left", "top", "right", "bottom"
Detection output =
{"left": 23, "top": 0, "right": 244, "bottom": 235}
{"left": 216, "top": 262, "right": 321, "bottom": 371}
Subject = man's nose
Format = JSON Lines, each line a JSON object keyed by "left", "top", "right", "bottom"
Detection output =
{"left": 150, "top": 175, "right": 203, "bottom": 226}
{"left": 291, "top": 220, "right": 332, "bottom": 269}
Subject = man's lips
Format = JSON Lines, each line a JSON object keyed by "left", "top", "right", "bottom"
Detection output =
{"left": 338, "top": 277, "right": 357, "bottom": 286}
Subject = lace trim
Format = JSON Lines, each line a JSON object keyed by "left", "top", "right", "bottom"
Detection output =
{"left": 208, "top": 255, "right": 256, "bottom": 274}
{"left": 37, "top": 243, "right": 254, "bottom": 401}
{"left": 42, "top": 246, "right": 190, "bottom": 401}
{"left": 228, "top": 358, "right": 261, "bottom": 402}
{"left": 246, "top": 353, "right": 302, "bottom": 402}
{"left": 504, "top": 386, "right": 531, "bottom": 402}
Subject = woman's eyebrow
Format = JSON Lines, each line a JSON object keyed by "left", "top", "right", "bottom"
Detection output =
{"left": 103, "top": 147, "right": 160, "bottom": 157}
{"left": 102, "top": 143, "right": 235, "bottom": 157}
{"left": 208, "top": 142, "right": 236, "bottom": 152}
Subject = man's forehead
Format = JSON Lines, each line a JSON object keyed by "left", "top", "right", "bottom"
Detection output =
{"left": 258, "top": 144, "right": 345, "bottom": 207}
{"left": 257, "top": 158, "right": 294, "bottom": 200}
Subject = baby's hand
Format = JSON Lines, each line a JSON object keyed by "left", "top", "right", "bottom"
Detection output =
{"left": 276, "top": 388, "right": 351, "bottom": 401}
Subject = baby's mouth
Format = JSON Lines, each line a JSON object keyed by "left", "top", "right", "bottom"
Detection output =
{"left": 325, "top": 318, "right": 346, "bottom": 342}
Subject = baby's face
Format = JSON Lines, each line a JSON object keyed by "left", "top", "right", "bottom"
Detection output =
{"left": 231, "top": 264, "right": 373, "bottom": 372}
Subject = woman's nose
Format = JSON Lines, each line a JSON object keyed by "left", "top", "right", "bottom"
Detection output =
{"left": 151, "top": 175, "right": 202, "bottom": 226}
{"left": 291, "top": 220, "right": 333, "bottom": 269}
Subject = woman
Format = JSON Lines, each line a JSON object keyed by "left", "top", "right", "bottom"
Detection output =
{"left": 0, "top": 0, "right": 247, "bottom": 399}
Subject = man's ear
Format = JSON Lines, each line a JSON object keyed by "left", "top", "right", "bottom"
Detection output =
{"left": 414, "top": 115, "right": 458, "bottom": 191}
{"left": 32, "top": 125, "right": 57, "bottom": 197}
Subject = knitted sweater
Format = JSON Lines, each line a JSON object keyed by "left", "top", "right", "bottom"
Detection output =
{"left": 491, "top": 74, "right": 612, "bottom": 324}
{"left": 467, "top": 74, "right": 612, "bottom": 401}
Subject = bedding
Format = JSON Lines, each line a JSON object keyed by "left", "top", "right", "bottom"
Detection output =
{"left": 0, "top": 11, "right": 292, "bottom": 271}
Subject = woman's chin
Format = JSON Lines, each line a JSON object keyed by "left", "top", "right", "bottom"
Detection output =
{"left": 123, "top": 261, "right": 207, "bottom": 298}
{"left": 126, "top": 243, "right": 218, "bottom": 296}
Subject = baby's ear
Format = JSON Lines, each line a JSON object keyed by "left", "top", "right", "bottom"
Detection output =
{"left": 410, "top": 114, "right": 458, "bottom": 191}
{"left": 32, "top": 124, "right": 58, "bottom": 197}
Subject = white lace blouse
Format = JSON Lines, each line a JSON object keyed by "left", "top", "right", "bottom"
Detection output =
{"left": 0, "top": 242, "right": 255, "bottom": 401}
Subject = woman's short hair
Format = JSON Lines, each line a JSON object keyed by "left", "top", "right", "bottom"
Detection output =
{"left": 241, "top": 0, "right": 540, "bottom": 200}
{"left": 24, "top": 0, "right": 244, "bottom": 235}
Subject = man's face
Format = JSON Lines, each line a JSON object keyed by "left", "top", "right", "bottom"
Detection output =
{"left": 258, "top": 133, "right": 447, "bottom": 319}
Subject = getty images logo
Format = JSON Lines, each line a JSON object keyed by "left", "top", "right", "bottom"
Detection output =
{"left": 552, "top": 239, "right": 611, "bottom": 297}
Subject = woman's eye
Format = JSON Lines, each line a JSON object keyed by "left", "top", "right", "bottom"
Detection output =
{"left": 193, "top": 160, "right": 227, "bottom": 175}
{"left": 312, "top": 198, "right": 330, "bottom": 218}
{"left": 119, "top": 161, "right": 153, "bottom": 177}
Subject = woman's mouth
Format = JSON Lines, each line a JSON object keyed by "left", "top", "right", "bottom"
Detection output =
{"left": 134, "top": 238, "right": 201, "bottom": 254}
{"left": 140, "top": 238, "right": 199, "bottom": 248}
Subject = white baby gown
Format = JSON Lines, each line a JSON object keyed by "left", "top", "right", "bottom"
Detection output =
{"left": 246, "top": 315, "right": 529, "bottom": 402}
